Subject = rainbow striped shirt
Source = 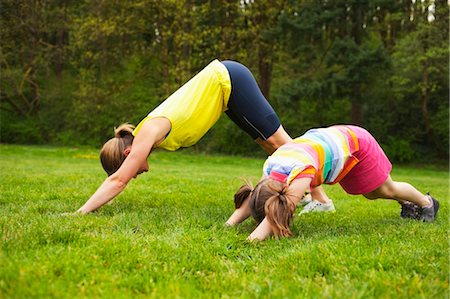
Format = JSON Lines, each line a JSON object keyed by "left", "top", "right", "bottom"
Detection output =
{"left": 263, "top": 125, "right": 360, "bottom": 187}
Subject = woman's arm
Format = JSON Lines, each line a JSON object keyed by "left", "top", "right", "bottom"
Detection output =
{"left": 76, "top": 175, "right": 128, "bottom": 214}
{"left": 76, "top": 117, "right": 171, "bottom": 214}
{"left": 248, "top": 177, "right": 312, "bottom": 241}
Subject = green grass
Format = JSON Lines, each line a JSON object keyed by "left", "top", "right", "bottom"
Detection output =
{"left": 0, "top": 144, "right": 448, "bottom": 299}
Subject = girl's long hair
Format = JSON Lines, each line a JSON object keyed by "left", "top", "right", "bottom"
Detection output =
{"left": 100, "top": 123, "right": 135, "bottom": 176}
{"left": 232, "top": 178, "right": 297, "bottom": 238}
{"left": 263, "top": 183, "right": 297, "bottom": 237}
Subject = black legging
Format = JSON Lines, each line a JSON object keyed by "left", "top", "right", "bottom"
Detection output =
{"left": 222, "top": 60, "right": 280, "bottom": 140}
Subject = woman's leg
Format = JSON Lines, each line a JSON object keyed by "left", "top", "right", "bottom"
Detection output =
{"left": 255, "top": 125, "right": 292, "bottom": 154}
{"left": 222, "top": 60, "right": 291, "bottom": 154}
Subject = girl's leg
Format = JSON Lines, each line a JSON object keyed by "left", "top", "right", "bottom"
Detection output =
{"left": 363, "top": 175, "right": 430, "bottom": 207}
{"left": 298, "top": 185, "right": 335, "bottom": 215}
{"left": 310, "top": 186, "right": 332, "bottom": 204}
{"left": 338, "top": 126, "right": 439, "bottom": 221}
{"left": 363, "top": 175, "right": 439, "bottom": 221}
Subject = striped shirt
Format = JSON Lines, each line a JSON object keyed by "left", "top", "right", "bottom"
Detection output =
{"left": 263, "top": 125, "right": 360, "bottom": 187}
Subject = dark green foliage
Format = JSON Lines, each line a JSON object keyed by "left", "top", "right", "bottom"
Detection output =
{"left": 0, "top": 1, "right": 448, "bottom": 162}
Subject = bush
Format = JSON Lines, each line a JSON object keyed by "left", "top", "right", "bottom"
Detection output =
{"left": 0, "top": 113, "right": 47, "bottom": 144}
{"left": 382, "top": 136, "right": 416, "bottom": 163}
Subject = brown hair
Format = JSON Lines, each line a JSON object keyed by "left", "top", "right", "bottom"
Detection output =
{"left": 100, "top": 123, "right": 135, "bottom": 176}
{"left": 233, "top": 179, "right": 297, "bottom": 238}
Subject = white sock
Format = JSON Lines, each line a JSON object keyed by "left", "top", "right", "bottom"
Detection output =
{"left": 423, "top": 195, "right": 433, "bottom": 208}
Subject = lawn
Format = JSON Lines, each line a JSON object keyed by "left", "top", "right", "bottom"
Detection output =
{"left": 0, "top": 144, "right": 448, "bottom": 298}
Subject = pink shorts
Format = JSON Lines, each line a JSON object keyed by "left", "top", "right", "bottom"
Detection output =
{"left": 338, "top": 126, "right": 392, "bottom": 195}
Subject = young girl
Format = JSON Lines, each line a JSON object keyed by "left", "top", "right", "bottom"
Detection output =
{"left": 231, "top": 125, "right": 440, "bottom": 241}
{"left": 74, "top": 59, "right": 331, "bottom": 214}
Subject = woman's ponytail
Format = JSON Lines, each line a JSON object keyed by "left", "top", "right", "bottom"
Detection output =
{"left": 114, "top": 123, "right": 135, "bottom": 138}
{"left": 100, "top": 123, "right": 135, "bottom": 176}
{"left": 264, "top": 184, "right": 296, "bottom": 237}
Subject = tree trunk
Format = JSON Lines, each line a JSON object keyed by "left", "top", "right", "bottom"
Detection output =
{"left": 420, "top": 60, "right": 443, "bottom": 156}
{"left": 351, "top": 89, "right": 363, "bottom": 125}
{"left": 54, "top": 3, "right": 67, "bottom": 80}
{"left": 258, "top": 42, "right": 273, "bottom": 99}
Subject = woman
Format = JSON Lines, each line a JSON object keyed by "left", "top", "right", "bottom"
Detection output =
{"left": 74, "top": 59, "right": 331, "bottom": 214}
{"left": 231, "top": 125, "right": 439, "bottom": 241}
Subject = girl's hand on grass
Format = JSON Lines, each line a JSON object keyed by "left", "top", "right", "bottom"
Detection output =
{"left": 60, "top": 211, "right": 81, "bottom": 217}
{"left": 224, "top": 221, "right": 235, "bottom": 227}
{"left": 247, "top": 235, "right": 257, "bottom": 242}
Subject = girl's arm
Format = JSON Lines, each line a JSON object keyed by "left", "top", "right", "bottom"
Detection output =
{"left": 225, "top": 196, "right": 251, "bottom": 226}
{"left": 248, "top": 177, "right": 312, "bottom": 241}
{"left": 76, "top": 118, "right": 171, "bottom": 214}
{"left": 226, "top": 174, "right": 268, "bottom": 226}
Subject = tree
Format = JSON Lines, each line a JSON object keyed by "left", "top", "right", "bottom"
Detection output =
{"left": 389, "top": 0, "right": 449, "bottom": 159}
{"left": 1, "top": 0, "right": 52, "bottom": 117}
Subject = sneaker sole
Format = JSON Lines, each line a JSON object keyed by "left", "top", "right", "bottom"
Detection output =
{"left": 299, "top": 208, "right": 336, "bottom": 215}
{"left": 432, "top": 197, "right": 440, "bottom": 219}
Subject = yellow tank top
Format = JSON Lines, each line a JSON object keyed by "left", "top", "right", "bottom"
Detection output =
{"left": 133, "top": 59, "right": 231, "bottom": 151}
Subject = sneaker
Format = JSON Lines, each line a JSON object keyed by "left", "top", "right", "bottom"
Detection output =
{"left": 419, "top": 193, "right": 440, "bottom": 222}
{"left": 299, "top": 199, "right": 335, "bottom": 215}
{"left": 298, "top": 192, "right": 312, "bottom": 207}
{"left": 400, "top": 201, "right": 421, "bottom": 219}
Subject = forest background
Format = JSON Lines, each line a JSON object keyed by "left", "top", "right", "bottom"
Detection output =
{"left": 1, "top": 0, "right": 448, "bottom": 163}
